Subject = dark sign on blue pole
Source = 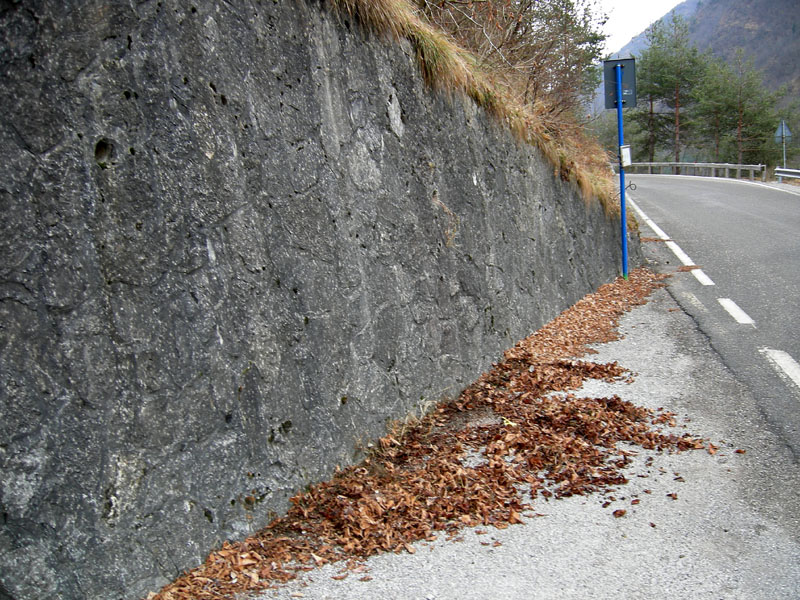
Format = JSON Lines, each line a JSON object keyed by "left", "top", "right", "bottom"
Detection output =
{"left": 603, "top": 58, "right": 636, "bottom": 279}
{"left": 603, "top": 59, "right": 637, "bottom": 110}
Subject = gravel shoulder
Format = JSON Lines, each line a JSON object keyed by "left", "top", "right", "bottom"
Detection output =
{"left": 257, "top": 279, "right": 800, "bottom": 600}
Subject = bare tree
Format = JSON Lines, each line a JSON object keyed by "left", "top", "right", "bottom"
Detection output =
{"left": 418, "top": 0, "right": 607, "bottom": 123}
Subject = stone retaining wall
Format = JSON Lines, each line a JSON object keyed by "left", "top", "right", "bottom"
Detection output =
{"left": 0, "top": 2, "right": 636, "bottom": 598}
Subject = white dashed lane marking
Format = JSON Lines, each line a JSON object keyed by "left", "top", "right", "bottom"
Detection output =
{"left": 717, "top": 298, "right": 756, "bottom": 326}
{"left": 629, "top": 188, "right": 800, "bottom": 397}
{"left": 760, "top": 348, "right": 800, "bottom": 392}
{"left": 629, "top": 195, "right": 759, "bottom": 328}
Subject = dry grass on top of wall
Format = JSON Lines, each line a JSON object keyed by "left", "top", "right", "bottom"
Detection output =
{"left": 328, "top": 0, "right": 619, "bottom": 217}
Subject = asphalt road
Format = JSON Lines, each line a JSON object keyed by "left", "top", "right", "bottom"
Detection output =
{"left": 626, "top": 174, "right": 800, "bottom": 459}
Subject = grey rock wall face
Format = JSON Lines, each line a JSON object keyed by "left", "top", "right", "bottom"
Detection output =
{"left": 0, "top": 1, "right": 636, "bottom": 598}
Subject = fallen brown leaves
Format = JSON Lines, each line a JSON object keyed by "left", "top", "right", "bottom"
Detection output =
{"left": 148, "top": 268, "right": 707, "bottom": 600}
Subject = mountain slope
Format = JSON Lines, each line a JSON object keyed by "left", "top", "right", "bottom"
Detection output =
{"left": 612, "top": 0, "right": 799, "bottom": 99}
{"left": 610, "top": 0, "right": 701, "bottom": 59}
{"left": 688, "top": 0, "right": 799, "bottom": 98}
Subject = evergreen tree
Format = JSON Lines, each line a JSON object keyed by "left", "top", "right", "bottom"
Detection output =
{"left": 728, "top": 50, "right": 782, "bottom": 165}
{"left": 692, "top": 53, "right": 736, "bottom": 161}
{"left": 626, "top": 50, "right": 672, "bottom": 163}
{"left": 634, "top": 14, "right": 704, "bottom": 165}
{"left": 692, "top": 49, "right": 783, "bottom": 165}
{"left": 606, "top": 8, "right": 798, "bottom": 171}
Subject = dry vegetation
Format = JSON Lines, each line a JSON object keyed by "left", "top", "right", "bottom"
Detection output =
{"left": 147, "top": 269, "right": 713, "bottom": 600}
{"left": 330, "top": 0, "right": 618, "bottom": 213}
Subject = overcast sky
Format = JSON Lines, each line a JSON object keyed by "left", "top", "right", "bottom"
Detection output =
{"left": 598, "top": 0, "right": 685, "bottom": 54}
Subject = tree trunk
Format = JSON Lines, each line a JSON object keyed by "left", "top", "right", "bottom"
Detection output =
{"left": 648, "top": 100, "right": 655, "bottom": 162}
{"left": 737, "top": 108, "right": 744, "bottom": 176}
{"left": 673, "top": 83, "right": 681, "bottom": 174}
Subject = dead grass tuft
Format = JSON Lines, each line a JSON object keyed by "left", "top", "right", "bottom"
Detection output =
{"left": 408, "top": 24, "right": 472, "bottom": 92}
{"left": 332, "top": 0, "right": 415, "bottom": 40}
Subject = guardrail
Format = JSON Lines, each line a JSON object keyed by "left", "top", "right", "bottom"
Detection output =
{"left": 619, "top": 162, "right": 766, "bottom": 182}
{"left": 775, "top": 167, "right": 800, "bottom": 182}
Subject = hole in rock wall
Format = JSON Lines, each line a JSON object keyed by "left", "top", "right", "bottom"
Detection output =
{"left": 94, "top": 138, "right": 114, "bottom": 168}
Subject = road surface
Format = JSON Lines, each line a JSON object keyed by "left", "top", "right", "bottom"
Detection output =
{"left": 627, "top": 174, "right": 800, "bottom": 458}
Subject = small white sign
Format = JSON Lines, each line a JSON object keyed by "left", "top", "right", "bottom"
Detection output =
{"left": 620, "top": 145, "right": 632, "bottom": 167}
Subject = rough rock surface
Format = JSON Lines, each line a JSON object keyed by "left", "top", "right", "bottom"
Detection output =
{"left": 0, "top": 1, "right": 637, "bottom": 598}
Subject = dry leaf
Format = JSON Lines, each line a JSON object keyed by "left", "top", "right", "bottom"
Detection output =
{"left": 146, "top": 269, "right": 709, "bottom": 600}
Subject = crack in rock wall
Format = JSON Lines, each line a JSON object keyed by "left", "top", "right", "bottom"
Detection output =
{"left": 0, "top": 1, "right": 638, "bottom": 598}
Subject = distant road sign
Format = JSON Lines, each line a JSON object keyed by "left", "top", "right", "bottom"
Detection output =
{"left": 775, "top": 120, "right": 792, "bottom": 173}
{"left": 774, "top": 120, "right": 792, "bottom": 144}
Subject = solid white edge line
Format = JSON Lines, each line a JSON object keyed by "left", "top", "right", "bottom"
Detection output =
{"left": 717, "top": 298, "right": 755, "bottom": 325}
{"left": 665, "top": 241, "right": 695, "bottom": 266}
{"left": 628, "top": 195, "right": 715, "bottom": 286}
{"left": 760, "top": 348, "right": 800, "bottom": 391}
{"left": 628, "top": 196, "right": 670, "bottom": 240}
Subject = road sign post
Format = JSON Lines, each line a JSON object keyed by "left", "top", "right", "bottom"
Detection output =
{"left": 603, "top": 59, "right": 636, "bottom": 279}
{"left": 774, "top": 120, "right": 792, "bottom": 182}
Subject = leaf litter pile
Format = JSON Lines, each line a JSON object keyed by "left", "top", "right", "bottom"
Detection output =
{"left": 150, "top": 268, "right": 709, "bottom": 600}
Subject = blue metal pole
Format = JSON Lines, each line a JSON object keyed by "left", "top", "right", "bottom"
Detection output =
{"left": 615, "top": 64, "right": 629, "bottom": 279}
